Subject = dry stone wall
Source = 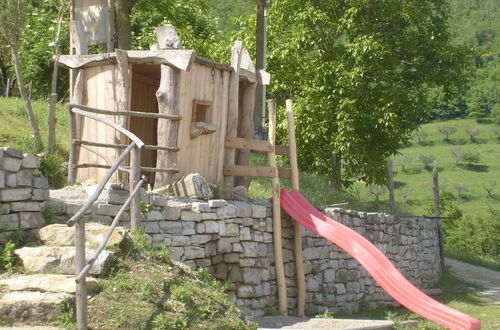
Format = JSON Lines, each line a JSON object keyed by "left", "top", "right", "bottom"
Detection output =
{"left": 0, "top": 148, "right": 50, "bottom": 249}
{"left": 48, "top": 183, "right": 441, "bottom": 317}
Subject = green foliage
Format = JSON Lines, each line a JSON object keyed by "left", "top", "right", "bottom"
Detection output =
{"left": 445, "top": 216, "right": 500, "bottom": 259}
{"left": 140, "top": 201, "right": 151, "bottom": 215}
{"left": 0, "top": 241, "right": 16, "bottom": 272}
{"left": 58, "top": 297, "right": 76, "bottom": 329}
{"left": 314, "top": 309, "right": 335, "bottom": 319}
{"left": 40, "top": 152, "right": 66, "bottom": 188}
{"left": 437, "top": 125, "right": 457, "bottom": 141}
{"left": 462, "top": 151, "right": 480, "bottom": 166}
{"left": 41, "top": 204, "right": 55, "bottom": 224}
{"left": 418, "top": 154, "right": 436, "bottom": 170}
{"left": 119, "top": 230, "right": 170, "bottom": 263}
{"left": 262, "top": 0, "right": 468, "bottom": 186}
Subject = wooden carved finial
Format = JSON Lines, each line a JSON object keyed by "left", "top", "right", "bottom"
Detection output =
{"left": 155, "top": 25, "right": 182, "bottom": 49}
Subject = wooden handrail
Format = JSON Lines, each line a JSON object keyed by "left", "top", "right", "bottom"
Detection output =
{"left": 66, "top": 143, "right": 136, "bottom": 227}
{"left": 76, "top": 176, "right": 146, "bottom": 282}
{"left": 68, "top": 103, "right": 182, "bottom": 120}
{"left": 73, "top": 139, "right": 180, "bottom": 152}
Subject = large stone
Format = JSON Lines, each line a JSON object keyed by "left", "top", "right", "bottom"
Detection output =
{"left": 0, "top": 274, "right": 99, "bottom": 293}
{"left": 37, "top": 223, "right": 126, "bottom": 249}
{"left": 0, "top": 188, "right": 32, "bottom": 202}
{"left": 33, "top": 176, "right": 49, "bottom": 189}
{"left": 19, "top": 212, "right": 45, "bottom": 229}
{"left": 0, "top": 170, "right": 4, "bottom": 188}
{"left": 17, "top": 170, "right": 33, "bottom": 186}
{"left": 22, "top": 153, "right": 41, "bottom": 169}
{"left": 15, "top": 246, "right": 114, "bottom": 275}
{"left": 172, "top": 173, "right": 213, "bottom": 200}
{"left": 0, "top": 214, "right": 19, "bottom": 230}
{"left": 32, "top": 188, "right": 49, "bottom": 201}
{"left": 0, "top": 203, "right": 10, "bottom": 215}
{"left": 2, "top": 147, "right": 23, "bottom": 158}
{"left": 0, "top": 156, "right": 22, "bottom": 172}
{"left": 0, "top": 291, "right": 73, "bottom": 325}
{"left": 10, "top": 201, "right": 42, "bottom": 212}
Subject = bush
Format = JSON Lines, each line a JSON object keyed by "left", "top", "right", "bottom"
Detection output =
{"left": 437, "top": 125, "right": 457, "bottom": 141}
{"left": 40, "top": 153, "right": 67, "bottom": 189}
{"left": 419, "top": 154, "right": 436, "bottom": 170}
{"left": 463, "top": 151, "right": 480, "bottom": 166}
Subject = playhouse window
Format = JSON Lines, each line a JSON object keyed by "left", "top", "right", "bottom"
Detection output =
{"left": 192, "top": 100, "right": 212, "bottom": 123}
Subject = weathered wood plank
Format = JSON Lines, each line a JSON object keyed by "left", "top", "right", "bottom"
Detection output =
{"left": 57, "top": 49, "right": 195, "bottom": 71}
{"left": 224, "top": 165, "right": 274, "bottom": 178}
{"left": 68, "top": 103, "right": 181, "bottom": 120}
{"left": 224, "top": 137, "right": 273, "bottom": 153}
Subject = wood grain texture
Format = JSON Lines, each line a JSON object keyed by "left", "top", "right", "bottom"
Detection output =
{"left": 235, "top": 81, "right": 256, "bottom": 187}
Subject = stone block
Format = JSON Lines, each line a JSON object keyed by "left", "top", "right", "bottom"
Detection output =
{"left": 181, "top": 221, "right": 195, "bottom": 235}
{"left": 237, "top": 285, "right": 254, "bottom": 298}
{"left": 242, "top": 268, "right": 261, "bottom": 284}
{"left": 335, "top": 283, "right": 346, "bottom": 295}
{"left": 32, "top": 189, "right": 49, "bottom": 201}
{"left": 181, "top": 211, "right": 202, "bottom": 221}
{"left": 171, "top": 173, "right": 213, "bottom": 200}
{"left": 217, "top": 237, "right": 232, "bottom": 253}
{"left": 201, "top": 212, "right": 217, "bottom": 220}
{"left": 208, "top": 199, "right": 227, "bottom": 208}
{"left": 151, "top": 195, "right": 168, "bottom": 207}
{"left": 0, "top": 188, "right": 31, "bottom": 202}
{"left": 33, "top": 176, "right": 49, "bottom": 189}
{"left": 2, "top": 147, "right": 23, "bottom": 158}
{"left": 0, "top": 203, "right": 10, "bottom": 215}
{"left": 216, "top": 204, "right": 237, "bottom": 219}
{"left": 224, "top": 253, "right": 239, "bottom": 263}
{"left": 142, "top": 221, "right": 160, "bottom": 233}
{"left": 190, "top": 234, "right": 212, "bottom": 245}
{"left": 0, "top": 170, "right": 4, "bottom": 188}
{"left": 22, "top": 153, "right": 40, "bottom": 168}
{"left": 146, "top": 210, "right": 163, "bottom": 221}
{"left": 242, "top": 242, "right": 258, "bottom": 257}
{"left": 96, "top": 204, "right": 124, "bottom": 216}
{"left": 195, "top": 259, "right": 212, "bottom": 268}
{"left": 239, "top": 227, "right": 252, "bottom": 241}
{"left": 205, "top": 241, "right": 217, "bottom": 256}
{"left": 16, "top": 170, "right": 33, "bottom": 186}
{"left": 0, "top": 214, "right": 19, "bottom": 230}
{"left": 226, "top": 223, "right": 239, "bottom": 237}
{"left": 6, "top": 173, "right": 16, "bottom": 187}
{"left": 204, "top": 221, "right": 219, "bottom": 233}
{"left": 171, "top": 235, "right": 190, "bottom": 246}
{"left": 99, "top": 189, "right": 129, "bottom": 205}
{"left": 164, "top": 206, "right": 181, "bottom": 220}
{"left": 228, "top": 266, "right": 243, "bottom": 282}
{"left": 159, "top": 221, "right": 182, "bottom": 233}
{"left": 230, "top": 201, "right": 252, "bottom": 217}
{"left": 19, "top": 212, "right": 45, "bottom": 229}
{"left": 184, "top": 246, "right": 205, "bottom": 259}
{"left": 252, "top": 204, "right": 267, "bottom": 218}
{"left": 192, "top": 202, "right": 212, "bottom": 213}
{"left": 169, "top": 247, "right": 184, "bottom": 260}
{"left": 10, "top": 202, "right": 41, "bottom": 212}
{"left": 0, "top": 157, "right": 22, "bottom": 172}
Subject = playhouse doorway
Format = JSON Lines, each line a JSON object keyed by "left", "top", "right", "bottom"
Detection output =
{"left": 129, "top": 63, "right": 161, "bottom": 184}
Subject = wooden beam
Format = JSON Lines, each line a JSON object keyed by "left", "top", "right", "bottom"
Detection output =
{"left": 224, "top": 165, "right": 274, "bottom": 178}
{"left": 286, "top": 99, "right": 305, "bottom": 317}
{"left": 223, "top": 41, "right": 244, "bottom": 190}
{"left": 268, "top": 99, "right": 287, "bottom": 315}
{"left": 68, "top": 103, "right": 181, "bottom": 120}
{"left": 73, "top": 140, "right": 179, "bottom": 152}
{"left": 224, "top": 137, "right": 274, "bottom": 153}
{"left": 275, "top": 145, "right": 290, "bottom": 157}
{"left": 194, "top": 56, "right": 233, "bottom": 72}
{"left": 239, "top": 68, "right": 257, "bottom": 84}
{"left": 57, "top": 49, "right": 196, "bottom": 71}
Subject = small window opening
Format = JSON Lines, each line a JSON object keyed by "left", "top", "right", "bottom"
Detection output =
{"left": 192, "top": 100, "right": 212, "bottom": 123}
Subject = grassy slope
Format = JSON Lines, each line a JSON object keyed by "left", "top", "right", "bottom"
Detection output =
{"left": 0, "top": 97, "right": 69, "bottom": 154}
{"left": 387, "top": 118, "right": 500, "bottom": 218}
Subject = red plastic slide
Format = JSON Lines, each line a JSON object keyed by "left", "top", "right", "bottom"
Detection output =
{"left": 281, "top": 189, "right": 481, "bottom": 330}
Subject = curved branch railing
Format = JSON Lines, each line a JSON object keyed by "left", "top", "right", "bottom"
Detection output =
{"left": 66, "top": 104, "right": 146, "bottom": 330}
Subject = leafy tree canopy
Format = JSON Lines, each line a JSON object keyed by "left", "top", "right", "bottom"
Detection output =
{"left": 262, "top": 0, "right": 468, "bottom": 186}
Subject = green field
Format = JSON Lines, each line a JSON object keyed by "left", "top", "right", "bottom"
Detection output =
{"left": 385, "top": 118, "right": 500, "bottom": 218}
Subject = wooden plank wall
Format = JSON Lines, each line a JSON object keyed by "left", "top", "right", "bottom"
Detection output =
{"left": 77, "top": 64, "right": 122, "bottom": 182}
{"left": 177, "top": 63, "right": 230, "bottom": 183}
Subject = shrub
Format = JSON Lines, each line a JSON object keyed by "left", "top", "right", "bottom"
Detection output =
{"left": 412, "top": 129, "right": 428, "bottom": 144}
{"left": 464, "top": 126, "right": 481, "bottom": 142}
{"left": 367, "top": 185, "right": 387, "bottom": 201}
{"left": 452, "top": 183, "right": 468, "bottom": 199}
{"left": 437, "top": 125, "right": 457, "bottom": 141}
{"left": 449, "top": 147, "right": 465, "bottom": 164}
{"left": 395, "top": 153, "right": 412, "bottom": 172}
{"left": 463, "top": 151, "right": 480, "bottom": 166}
{"left": 419, "top": 154, "right": 436, "bottom": 170}
{"left": 40, "top": 153, "right": 67, "bottom": 189}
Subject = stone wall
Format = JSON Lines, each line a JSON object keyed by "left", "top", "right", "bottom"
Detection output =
{"left": 0, "top": 148, "right": 50, "bottom": 249}
{"left": 48, "top": 183, "right": 441, "bottom": 317}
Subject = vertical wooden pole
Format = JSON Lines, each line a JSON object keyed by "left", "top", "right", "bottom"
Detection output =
{"left": 387, "top": 160, "right": 395, "bottom": 213}
{"left": 106, "top": 0, "right": 115, "bottom": 52}
{"left": 432, "top": 162, "right": 444, "bottom": 269}
{"left": 224, "top": 41, "right": 243, "bottom": 191}
{"left": 68, "top": 109, "right": 78, "bottom": 184}
{"left": 254, "top": 0, "right": 268, "bottom": 134}
{"left": 75, "top": 219, "right": 87, "bottom": 330}
{"left": 286, "top": 99, "right": 305, "bottom": 317}
{"left": 130, "top": 146, "right": 141, "bottom": 230}
{"left": 268, "top": 99, "right": 287, "bottom": 315}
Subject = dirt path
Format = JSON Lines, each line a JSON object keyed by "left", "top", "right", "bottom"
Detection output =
{"left": 445, "top": 258, "right": 500, "bottom": 303}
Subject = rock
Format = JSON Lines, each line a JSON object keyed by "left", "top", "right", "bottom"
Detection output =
{"left": 252, "top": 204, "right": 267, "bottom": 218}
{"left": 6, "top": 173, "right": 16, "bottom": 187}
{"left": 233, "top": 185, "right": 251, "bottom": 202}
{"left": 216, "top": 204, "right": 237, "bottom": 219}
{"left": 32, "top": 188, "right": 50, "bottom": 201}
{"left": 0, "top": 170, "right": 4, "bottom": 188}
{"left": 33, "top": 176, "right": 49, "bottom": 189}
{"left": 242, "top": 268, "right": 261, "bottom": 285}
{"left": 0, "top": 156, "right": 22, "bottom": 172}
{"left": 164, "top": 206, "right": 181, "bottom": 220}
{"left": 171, "top": 173, "right": 213, "bottom": 200}
{"left": 0, "top": 203, "right": 10, "bottom": 215}
{"left": 208, "top": 199, "right": 227, "bottom": 208}
{"left": 0, "top": 188, "right": 32, "bottom": 202}
{"left": 0, "top": 214, "right": 19, "bottom": 230}
{"left": 22, "top": 153, "right": 41, "bottom": 169}
{"left": 19, "top": 212, "right": 45, "bottom": 229}
{"left": 9, "top": 201, "right": 42, "bottom": 212}
{"left": 15, "top": 246, "right": 114, "bottom": 275}
{"left": 37, "top": 223, "right": 126, "bottom": 249}
{"left": 16, "top": 170, "right": 33, "bottom": 186}
{"left": 0, "top": 274, "right": 99, "bottom": 293}
{"left": 2, "top": 147, "right": 23, "bottom": 158}
{"left": 0, "top": 291, "right": 73, "bottom": 325}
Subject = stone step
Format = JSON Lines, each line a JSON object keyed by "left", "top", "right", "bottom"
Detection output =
{"left": 37, "top": 223, "right": 127, "bottom": 249}
{"left": 0, "top": 291, "right": 72, "bottom": 326}
{"left": 0, "top": 274, "right": 100, "bottom": 294}
{"left": 15, "top": 246, "right": 114, "bottom": 275}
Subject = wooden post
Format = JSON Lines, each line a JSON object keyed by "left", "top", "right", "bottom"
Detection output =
{"left": 235, "top": 81, "right": 257, "bottom": 188}
{"left": 130, "top": 146, "right": 141, "bottom": 230}
{"left": 387, "top": 160, "right": 395, "bottom": 213}
{"left": 68, "top": 108, "right": 78, "bottom": 183}
{"left": 432, "top": 162, "right": 444, "bottom": 269}
{"left": 223, "top": 41, "right": 243, "bottom": 191}
{"left": 75, "top": 219, "right": 87, "bottom": 330}
{"left": 106, "top": 0, "right": 115, "bottom": 52}
{"left": 286, "top": 99, "right": 305, "bottom": 317}
{"left": 254, "top": 0, "right": 268, "bottom": 134}
{"left": 268, "top": 99, "right": 287, "bottom": 315}
{"left": 154, "top": 26, "right": 181, "bottom": 188}
{"left": 115, "top": 49, "right": 131, "bottom": 182}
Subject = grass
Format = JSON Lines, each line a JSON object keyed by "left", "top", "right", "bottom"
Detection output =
{"left": 330, "top": 269, "right": 499, "bottom": 329}
{"left": 445, "top": 249, "right": 500, "bottom": 272}
{"left": 86, "top": 232, "right": 256, "bottom": 330}
{"left": 0, "top": 96, "right": 70, "bottom": 154}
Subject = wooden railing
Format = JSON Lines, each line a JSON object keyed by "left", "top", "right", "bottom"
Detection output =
{"left": 66, "top": 105, "right": 147, "bottom": 329}
{"left": 67, "top": 103, "right": 180, "bottom": 185}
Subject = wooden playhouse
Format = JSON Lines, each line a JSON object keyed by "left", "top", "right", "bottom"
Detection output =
{"left": 58, "top": 25, "right": 270, "bottom": 189}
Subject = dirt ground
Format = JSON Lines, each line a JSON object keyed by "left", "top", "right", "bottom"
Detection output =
{"left": 445, "top": 258, "right": 500, "bottom": 303}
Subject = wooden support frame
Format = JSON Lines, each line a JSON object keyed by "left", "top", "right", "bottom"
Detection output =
{"left": 286, "top": 99, "right": 306, "bottom": 317}
{"left": 268, "top": 99, "right": 287, "bottom": 315}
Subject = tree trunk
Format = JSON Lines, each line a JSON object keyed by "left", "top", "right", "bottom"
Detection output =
{"left": 48, "top": 2, "right": 70, "bottom": 154}
{"left": 10, "top": 42, "right": 43, "bottom": 149}
{"left": 114, "top": 0, "right": 132, "bottom": 50}
{"left": 331, "top": 152, "right": 342, "bottom": 190}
